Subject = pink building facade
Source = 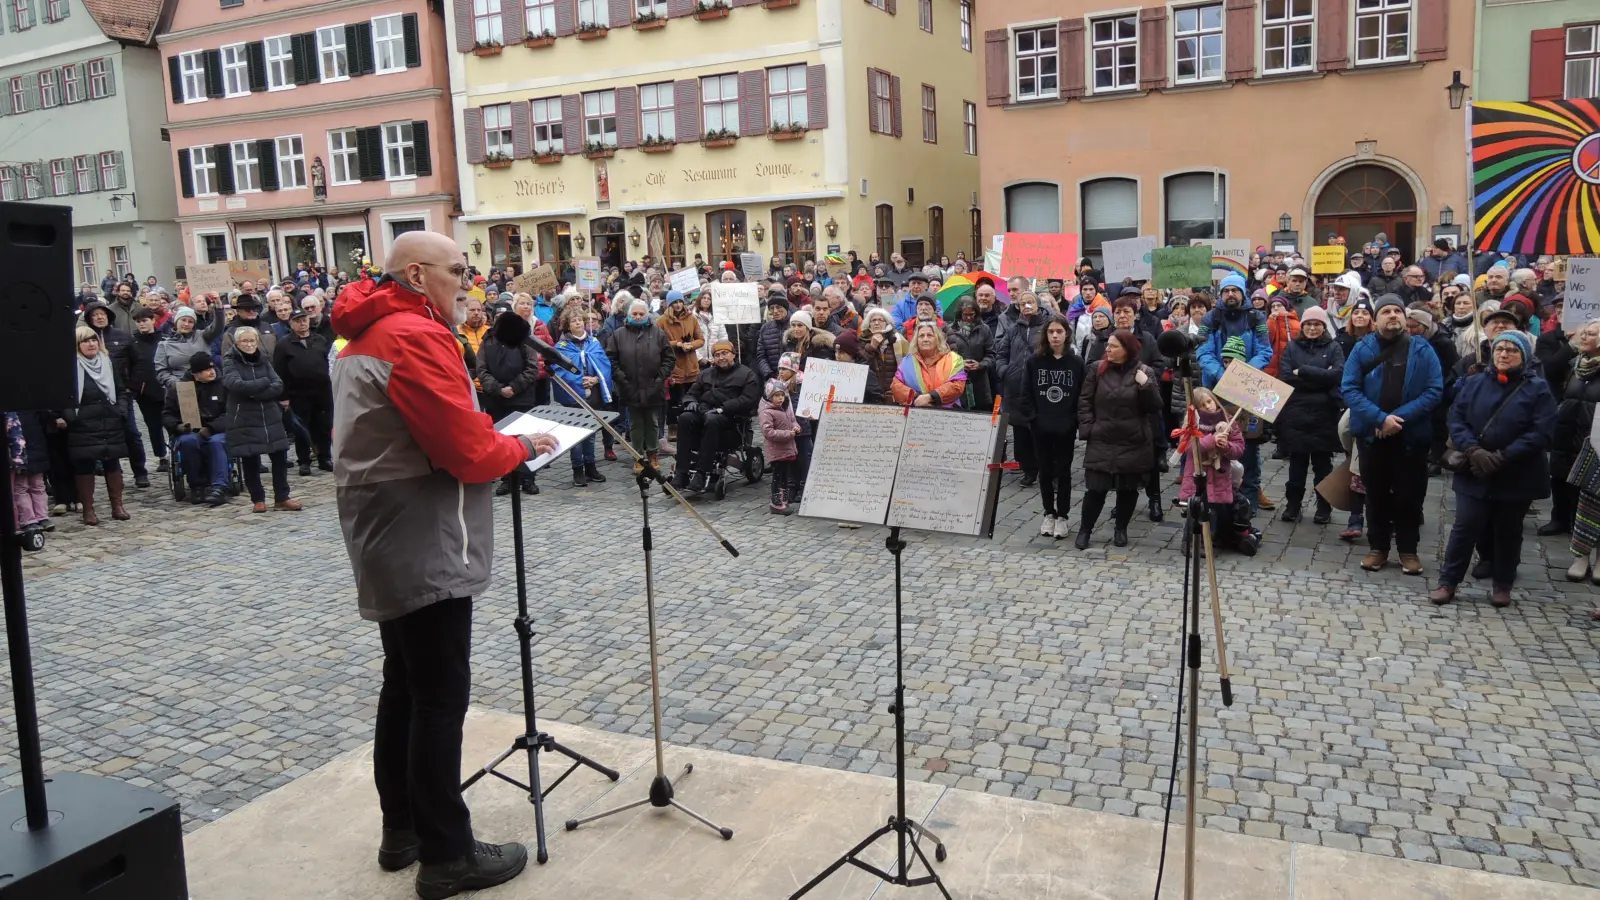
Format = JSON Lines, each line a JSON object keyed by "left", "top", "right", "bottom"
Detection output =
{"left": 158, "top": 0, "right": 458, "bottom": 281}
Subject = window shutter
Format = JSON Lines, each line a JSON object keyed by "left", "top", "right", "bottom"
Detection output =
{"left": 615, "top": 86, "right": 638, "bottom": 148}
{"left": 1139, "top": 7, "right": 1166, "bottom": 91}
{"left": 807, "top": 63, "right": 828, "bottom": 128}
{"left": 738, "top": 70, "right": 765, "bottom": 137}
{"left": 59, "top": 0, "right": 68, "bottom": 19}
{"left": 359, "top": 126, "right": 384, "bottom": 180}
{"left": 867, "top": 68, "right": 880, "bottom": 132}
{"left": 464, "top": 107, "right": 486, "bottom": 162}
{"left": 359, "top": 22, "right": 377, "bottom": 73}
{"left": 168, "top": 56, "right": 183, "bottom": 103}
{"left": 102, "top": 58, "right": 116, "bottom": 95}
{"left": 668, "top": 0, "right": 693, "bottom": 17}
{"left": 884, "top": 0, "right": 896, "bottom": 14}
{"left": 413, "top": 121, "right": 431, "bottom": 176}
{"left": 890, "top": 74, "right": 901, "bottom": 137}
{"left": 1415, "top": 0, "right": 1447, "bottom": 62}
{"left": 214, "top": 143, "right": 235, "bottom": 194}
{"left": 178, "top": 148, "right": 193, "bottom": 197}
{"left": 511, "top": 100, "right": 532, "bottom": 156}
{"left": 1224, "top": 0, "right": 1254, "bottom": 81}
{"left": 673, "top": 79, "right": 699, "bottom": 138}
{"left": 246, "top": 41, "right": 267, "bottom": 92}
{"left": 454, "top": 0, "right": 475, "bottom": 51}
{"left": 258, "top": 139, "right": 279, "bottom": 190}
{"left": 1060, "top": 18, "right": 1086, "bottom": 98}
{"left": 607, "top": 0, "right": 629, "bottom": 26}
{"left": 502, "top": 0, "right": 524, "bottom": 41}
{"left": 114, "top": 152, "right": 126, "bottom": 190}
{"left": 556, "top": 0, "right": 575, "bottom": 35}
{"left": 345, "top": 24, "right": 364, "bottom": 75}
{"left": 1528, "top": 28, "right": 1566, "bottom": 101}
{"left": 204, "top": 49, "right": 224, "bottom": 97}
{"left": 562, "top": 94, "right": 583, "bottom": 153}
{"left": 1316, "top": 0, "right": 1347, "bottom": 72}
{"left": 292, "top": 34, "right": 313, "bottom": 84}
{"left": 985, "top": 29, "right": 1009, "bottom": 106}
{"left": 23, "top": 74, "right": 38, "bottom": 111}
{"left": 403, "top": 14, "right": 422, "bottom": 67}
{"left": 41, "top": 160, "right": 55, "bottom": 197}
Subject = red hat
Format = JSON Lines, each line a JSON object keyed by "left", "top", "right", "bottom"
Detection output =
{"left": 852, "top": 273, "right": 874, "bottom": 291}
{"left": 721, "top": 260, "right": 735, "bottom": 271}
{"left": 473, "top": 275, "right": 487, "bottom": 285}
{"left": 1501, "top": 293, "right": 1535, "bottom": 325}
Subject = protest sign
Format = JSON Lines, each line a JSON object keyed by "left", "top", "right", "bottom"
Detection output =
{"left": 1151, "top": 245, "right": 1212, "bottom": 289}
{"left": 796, "top": 359, "right": 868, "bottom": 419}
{"left": 992, "top": 234, "right": 1004, "bottom": 253}
{"left": 513, "top": 264, "right": 558, "bottom": 297}
{"left": 1102, "top": 236, "right": 1156, "bottom": 282}
{"left": 711, "top": 282, "right": 761, "bottom": 326}
{"left": 1311, "top": 246, "right": 1345, "bottom": 274}
{"left": 1213, "top": 361, "right": 1296, "bottom": 422}
{"left": 824, "top": 256, "right": 850, "bottom": 282}
{"left": 1198, "top": 239, "right": 1252, "bottom": 283}
{"left": 574, "top": 257, "right": 601, "bottom": 292}
{"left": 1565, "top": 257, "right": 1598, "bottom": 327}
{"left": 669, "top": 267, "right": 701, "bottom": 296}
{"left": 228, "top": 259, "right": 272, "bottom": 288}
{"left": 186, "top": 262, "right": 235, "bottom": 297}
{"left": 175, "top": 382, "right": 204, "bottom": 430}
{"left": 1000, "top": 233, "right": 1079, "bottom": 281}
{"left": 983, "top": 248, "right": 1002, "bottom": 276}
{"left": 740, "top": 252, "right": 765, "bottom": 282}
{"left": 1551, "top": 257, "right": 1568, "bottom": 283}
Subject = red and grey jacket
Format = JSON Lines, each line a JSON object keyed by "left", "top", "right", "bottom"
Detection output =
{"left": 331, "top": 277, "right": 527, "bottom": 622}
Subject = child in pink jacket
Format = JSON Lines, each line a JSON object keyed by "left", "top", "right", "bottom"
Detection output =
{"left": 1178, "top": 387, "right": 1246, "bottom": 546}
{"left": 759, "top": 379, "right": 801, "bottom": 515}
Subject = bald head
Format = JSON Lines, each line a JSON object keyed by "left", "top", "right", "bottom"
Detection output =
{"left": 388, "top": 231, "right": 469, "bottom": 325}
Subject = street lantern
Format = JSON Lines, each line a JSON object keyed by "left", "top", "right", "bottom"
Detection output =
{"left": 471, "top": 238, "right": 483, "bottom": 256}
{"left": 1278, "top": 213, "right": 1292, "bottom": 232}
{"left": 1447, "top": 70, "right": 1468, "bottom": 111}
{"left": 1271, "top": 213, "right": 1298, "bottom": 254}
{"left": 1439, "top": 206, "right": 1453, "bottom": 227}
{"left": 108, "top": 192, "right": 136, "bottom": 212}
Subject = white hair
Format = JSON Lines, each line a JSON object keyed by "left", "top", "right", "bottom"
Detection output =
{"left": 265, "top": 289, "right": 285, "bottom": 302}
{"left": 628, "top": 299, "right": 649, "bottom": 314}
{"left": 612, "top": 289, "right": 635, "bottom": 308}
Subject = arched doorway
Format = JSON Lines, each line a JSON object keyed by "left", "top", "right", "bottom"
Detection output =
{"left": 1314, "top": 164, "right": 1415, "bottom": 251}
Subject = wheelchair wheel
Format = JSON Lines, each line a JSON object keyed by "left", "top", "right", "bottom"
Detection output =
{"left": 171, "top": 474, "right": 186, "bottom": 503}
{"left": 713, "top": 478, "right": 726, "bottom": 501}
{"left": 743, "top": 447, "right": 764, "bottom": 484}
{"left": 229, "top": 460, "right": 244, "bottom": 497}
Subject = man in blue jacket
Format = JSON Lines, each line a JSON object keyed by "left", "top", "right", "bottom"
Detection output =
{"left": 890, "top": 272, "right": 930, "bottom": 328}
{"left": 1341, "top": 294, "right": 1444, "bottom": 577}
{"left": 1196, "top": 272, "right": 1274, "bottom": 513}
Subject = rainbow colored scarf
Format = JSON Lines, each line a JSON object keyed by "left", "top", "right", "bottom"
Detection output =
{"left": 897, "top": 351, "right": 967, "bottom": 404}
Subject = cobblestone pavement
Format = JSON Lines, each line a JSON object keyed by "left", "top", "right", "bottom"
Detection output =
{"left": 7, "top": 438, "right": 1600, "bottom": 888}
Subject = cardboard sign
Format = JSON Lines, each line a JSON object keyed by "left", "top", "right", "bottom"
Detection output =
{"left": 1550, "top": 257, "right": 1568, "bottom": 283}
{"left": 1565, "top": 257, "right": 1598, "bottom": 327}
{"left": 186, "top": 262, "right": 235, "bottom": 297}
{"left": 1151, "top": 245, "right": 1213, "bottom": 289}
{"left": 999, "top": 233, "right": 1079, "bottom": 281}
{"left": 175, "top": 381, "right": 204, "bottom": 430}
{"left": 1213, "top": 360, "right": 1296, "bottom": 422}
{"left": 1102, "top": 236, "right": 1156, "bottom": 282}
{"left": 1315, "top": 460, "right": 1354, "bottom": 511}
{"left": 1311, "top": 246, "right": 1346, "bottom": 274}
{"left": 513, "top": 263, "right": 558, "bottom": 297}
{"left": 228, "top": 259, "right": 272, "bottom": 288}
{"left": 574, "top": 257, "right": 601, "bottom": 292}
{"left": 711, "top": 282, "right": 761, "bottom": 326}
{"left": 796, "top": 359, "right": 868, "bottom": 419}
{"left": 669, "top": 267, "right": 701, "bottom": 296}
{"left": 740, "top": 251, "right": 765, "bottom": 283}
{"left": 824, "top": 259, "right": 850, "bottom": 282}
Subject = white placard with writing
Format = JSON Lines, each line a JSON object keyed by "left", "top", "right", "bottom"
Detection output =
{"left": 795, "top": 359, "right": 868, "bottom": 420}
{"left": 740, "top": 252, "right": 765, "bottom": 283}
{"left": 711, "top": 283, "right": 761, "bottom": 326}
{"left": 798, "top": 403, "right": 906, "bottom": 525}
{"left": 886, "top": 408, "right": 1004, "bottom": 536}
{"left": 1565, "top": 257, "right": 1598, "bottom": 328}
{"left": 186, "top": 262, "right": 235, "bottom": 297}
{"left": 669, "top": 267, "right": 700, "bottom": 296}
{"left": 575, "top": 258, "right": 601, "bottom": 292}
{"left": 1102, "top": 236, "right": 1156, "bottom": 282}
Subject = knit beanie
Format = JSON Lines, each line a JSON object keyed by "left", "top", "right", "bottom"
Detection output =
{"left": 1491, "top": 329, "right": 1532, "bottom": 363}
{"left": 1221, "top": 334, "right": 1248, "bottom": 363}
{"left": 788, "top": 310, "right": 813, "bottom": 329}
{"left": 764, "top": 378, "right": 789, "bottom": 399}
{"left": 778, "top": 352, "right": 802, "bottom": 372}
{"left": 1300, "top": 306, "right": 1332, "bottom": 331}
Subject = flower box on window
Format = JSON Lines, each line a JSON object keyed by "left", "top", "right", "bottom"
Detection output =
{"left": 484, "top": 152, "right": 513, "bottom": 169}
{"left": 472, "top": 40, "right": 503, "bottom": 56}
{"left": 639, "top": 137, "right": 676, "bottom": 153}
{"left": 701, "top": 129, "right": 737, "bottom": 148}
{"left": 577, "top": 22, "right": 608, "bottom": 39}
{"left": 694, "top": 1, "right": 731, "bottom": 19}
{"left": 768, "top": 123, "right": 807, "bottom": 141}
{"left": 534, "top": 152, "right": 564, "bottom": 164}
{"left": 584, "top": 142, "right": 615, "bottom": 159}
{"left": 762, "top": 0, "right": 798, "bottom": 8}
{"left": 633, "top": 12, "right": 666, "bottom": 29}
{"left": 523, "top": 30, "right": 556, "bottom": 48}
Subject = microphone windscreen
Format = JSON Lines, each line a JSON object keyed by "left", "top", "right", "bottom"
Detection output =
{"left": 1157, "top": 328, "right": 1194, "bottom": 359}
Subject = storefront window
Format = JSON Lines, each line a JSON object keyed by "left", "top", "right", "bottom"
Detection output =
{"left": 590, "top": 216, "right": 626, "bottom": 271}
{"left": 773, "top": 205, "right": 816, "bottom": 268}
{"left": 706, "top": 209, "right": 746, "bottom": 267}
{"left": 647, "top": 213, "right": 685, "bottom": 268}
{"left": 538, "top": 221, "right": 572, "bottom": 275}
{"left": 488, "top": 224, "right": 523, "bottom": 268}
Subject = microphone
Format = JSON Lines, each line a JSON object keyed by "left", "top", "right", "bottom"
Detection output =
{"left": 1156, "top": 328, "right": 1195, "bottom": 359}
{"left": 527, "top": 334, "right": 580, "bottom": 373}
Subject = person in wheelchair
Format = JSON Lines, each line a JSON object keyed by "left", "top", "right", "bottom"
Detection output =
{"left": 672, "top": 340, "right": 761, "bottom": 494}
{"left": 163, "top": 351, "right": 231, "bottom": 506}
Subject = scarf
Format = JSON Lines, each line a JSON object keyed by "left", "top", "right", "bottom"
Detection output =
{"left": 76, "top": 350, "right": 116, "bottom": 404}
{"left": 1577, "top": 352, "right": 1600, "bottom": 382}
{"left": 897, "top": 350, "right": 965, "bottom": 403}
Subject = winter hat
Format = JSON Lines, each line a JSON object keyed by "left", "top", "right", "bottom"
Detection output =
{"left": 766, "top": 294, "right": 791, "bottom": 312}
{"left": 1406, "top": 308, "right": 1435, "bottom": 330}
{"left": 788, "top": 310, "right": 813, "bottom": 329}
{"left": 1252, "top": 288, "right": 1271, "bottom": 303}
{"left": 1452, "top": 273, "right": 1472, "bottom": 288}
{"left": 1500, "top": 294, "right": 1535, "bottom": 325}
{"left": 711, "top": 339, "right": 734, "bottom": 354}
{"left": 1491, "top": 329, "right": 1532, "bottom": 363}
{"left": 1372, "top": 294, "right": 1406, "bottom": 315}
{"left": 916, "top": 295, "right": 936, "bottom": 310}
{"left": 1218, "top": 273, "right": 1248, "bottom": 297}
{"left": 1333, "top": 272, "right": 1362, "bottom": 294}
{"left": 852, "top": 274, "right": 874, "bottom": 291}
{"left": 665, "top": 290, "right": 685, "bottom": 305}
{"left": 189, "top": 351, "right": 215, "bottom": 374}
{"left": 1221, "top": 335, "right": 1248, "bottom": 363}
{"left": 173, "top": 306, "right": 197, "bottom": 322}
{"left": 778, "top": 352, "right": 802, "bottom": 372}
{"left": 1301, "top": 306, "right": 1332, "bottom": 331}
{"left": 863, "top": 307, "right": 894, "bottom": 332}
{"left": 764, "top": 379, "right": 789, "bottom": 400}
{"left": 1090, "top": 307, "right": 1112, "bottom": 328}
{"left": 833, "top": 328, "right": 860, "bottom": 359}
{"left": 1268, "top": 293, "right": 1294, "bottom": 311}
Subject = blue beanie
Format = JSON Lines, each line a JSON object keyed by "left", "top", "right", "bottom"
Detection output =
{"left": 1219, "top": 273, "right": 1247, "bottom": 296}
{"left": 1491, "top": 329, "right": 1532, "bottom": 363}
{"left": 665, "top": 290, "right": 685, "bottom": 304}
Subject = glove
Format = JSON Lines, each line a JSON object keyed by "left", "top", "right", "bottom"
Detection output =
{"left": 1467, "top": 447, "right": 1502, "bottom": 478}
{"left": 177, "top": 423, "right": 192, "bottom": 435}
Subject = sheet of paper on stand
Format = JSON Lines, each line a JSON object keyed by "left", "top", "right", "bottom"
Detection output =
{"left": 498, "top": 412, "right": 596, "bottom": 472}
{"left": 795, "top": 359, "right": 868, "bottom": 419}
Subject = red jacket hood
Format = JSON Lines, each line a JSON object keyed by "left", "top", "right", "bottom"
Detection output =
{"left": 332, "top": 278, "right": 447, "bottom": 340}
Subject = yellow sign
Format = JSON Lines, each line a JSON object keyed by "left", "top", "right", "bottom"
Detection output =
{"left": 1311, "top": 246, "right": 1345, "bottom": 274}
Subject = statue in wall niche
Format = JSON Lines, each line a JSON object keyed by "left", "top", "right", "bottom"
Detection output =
{"left": 311, "top": 158, "right": 326, "bottom": 201}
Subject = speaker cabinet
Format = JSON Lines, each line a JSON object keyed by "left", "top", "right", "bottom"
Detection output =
{"left": 0, "top": 202, "right": 75, "bottom": 411}
{"left": 0, "top": 773, "right": 187, "bottom": 899}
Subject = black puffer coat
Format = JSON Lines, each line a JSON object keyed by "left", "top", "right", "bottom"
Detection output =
{"left": 686, "top": 362, "right": 762, "bottom": 417}
{"left": 754, "top": 314, "right": 790, "bottom": 380}
{"left": 221, "top": 346, "right": 289, "bottom": 457}
{"left": 993, "top": 309, "right": 1061, "bottom": 412}
{"left": 16, "top": 411, "right": 52, "bottom": 475}
{"left": 128, "top": 330, "right": 165, "bottom": 402}
{"left": 1552, "top": 355, "right": 1600, "bottom": 479}
{"left": 1077, "top": 359, "right": 1162, "bottom": 474}
{"left": 1276, "top": 333, "right": 1346, "bottom": 454}
{"left": 273, "top": 333, "right": 333, "bottom": 404}
{"left": 476, "top": 314, "right": 541, "bottom": 412}
{"left": 944, "top": 305, "right": 994, "bottom": 404}
{"left": 605, "top": 319, "right": 674, "bottom": 407}
{"left": 63, "top": 371, "right": 129, "bottom": 463}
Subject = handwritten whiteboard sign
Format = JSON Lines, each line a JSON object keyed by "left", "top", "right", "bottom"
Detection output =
{"left": 711, "top": 283, "right": 761, "bottom": 326}
{"left": 1213, "top": 360, "right": 1296, "bottom": 422}
{"left": 796, "top": 359, "right": 868, "bottom": 419}
{"left": 886, "top": 409, "right": 1006, "bottom": 536}
{"left": 1564, "top": 257, "right": 1597, "bottom": 327}
{"left": 798, "top": 403, "right": 906, "bottom": 525}
{"left": 669, "top": 267, "right": 700, "bottom": 296}
{"left": 1102, "top": 236, "right": 1156, "bottom": 282}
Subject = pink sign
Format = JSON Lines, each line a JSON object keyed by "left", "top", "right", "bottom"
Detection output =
{"left": 1000, "top": 233, "right": 1080, "bottom": 281}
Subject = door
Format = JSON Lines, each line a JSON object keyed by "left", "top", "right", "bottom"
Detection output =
{"left": 1313, "top": 215, "right": 1415, "bottom": 255}
{"left": 590, "top": 217, "right": 626, "bottom": 271}
{"left": 1314, "top": 164, "right": 1416, "bottom": 252}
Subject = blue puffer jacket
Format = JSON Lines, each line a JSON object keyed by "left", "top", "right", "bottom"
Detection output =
{"left": 1340, "top": 333, "right": 1444, "bottom": 451}
{"left": 1194, "top": 306, "right": 1272, "bottom": 386}
{"left": 754, "top": 315, "right": 789, "bottom": 380}
{"left": 1446, "top": 367, "right": 1556, "bottom": 502}
{"left": 553, "top": 333, "right": 614, "bottom": 406}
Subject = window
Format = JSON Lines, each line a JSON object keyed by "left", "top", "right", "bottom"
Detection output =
{"left": 646, "top": 214, "right": 685, "bottom": 268}
{"left": 488, "top": 224, "right": 522, "bottom": 267}
{"left": 46, "top": 0, "right": 64, "bottom": 20}
{"left": 526, "top": 0, "right": 556, "bottom": 36}
{"left": 1355, "top": 0, "right": 1409, "bottom": 64}
{"left": 232, "top": 141, "right": 261, "bottom": 192}
{"left": 202, "top": 234, "right": 228, "bottom": 264}
{"left": 921, "top": 84, "right": 936, "bottom": 143}
{"left": 767, "top": 64, "right": 807, "bottom": 130}
{"left": 636, "top": 0, "right": 666, "bottom": 18}
{"left": 870, "top": 68, "right": 893, "bottom": 133}
{"left": 576, "top": 0, "right": 608, "bottom": 27}
{"left": 1092, "top": 15, "right": 1138, "bottom": 92}
{"left": 484, "top": 103, "right": 513, "bottom": 157}
{"left": 265, "top": 36, "right": 294, "bottom": 89}
{"left": 8, "top": 0, "right": 30, "bottom": 30}
{"left": 22, "top": 163, "right": 42, "bottom": 199}
{"left": 180, "top": 51, "right": 206, "bottom": 102}
{"left": 1571, "top": 25, "right": 1600, "bottom": 99}
{"left": 928, "top": 207, "right": 944, "bottom": 261}
{"left": 1013, "top": 26, "right": 1058, "bottom": 101}
{"left": 74, "top": 155, "right": 94, "bottom": 192}
{"left": 640, "top": 82, "right": 675, "bottom": 142}
{"left": 383, "top": 121, "right": 416, "bottom": 178}
{"left": 701, "top": 74, "right": 738, "bottom": 136}
{"left": 918, "top": 0, "right": 931, "bottom": 33}
{"left": 79, "top": 249, "right": 96, "bottom": 286}
{"left": 189, "top": 146, "right": 216, "bottom": 195}
{"left": 773, "top": 206, "right": 816, "bottom": 268}
{"left": 1165, "top": 172, "right": 1226, "bottom": 244}
{"left": 50, "top": 159, "right": 70, "bottom": 195}
{"left": 373, "top": 15, "right": 406, "bottom": 72}
{"left": 276, "top": 136, "right": 306, "bottom": 188}
{"left": 1262, "top": 0, "right": 1313, "bottom": 73}
{"left": 1174, "top": 4, "right": 1223, "bottom": 83}
{"left": 0, "top": 167, "right": 14, "bottom": 202}
{"left": 329, "top": 129, "right": 359, "bottom": 184}
{"left": 8, "top": 76, "right": 23, "bottom": 114}
{"left": 111, "top": 246, "right": 131, "bottom": 279}
{"left": 63, "top": 64, "right": 81, "bottom": 103}
{"left": 963, "top": 101, "right": 977, "bottom": 154}
{"left": 318, "top": 26, "right": 349, "bottom": 80}
{"left": 87, "top": 58, "right": 109, "bottom": 98}
{"left": 99, "top": 151, "right": 120, "bottom": 189}
{"left": 706, "top": 210, "right": 746, "bottom": 265}
{"left": 220, "top": 44, "right": 249, "bottom": 96}
{"left": 874, "top": 204, "right": 893, "bottom": 262}
{"left": 39, "top": 69, "right": 59, "bottom": 108}
{"left": 1081, "top": 178, "right": 1139, "bottom": 261}
{"left": 970, "top": 207, "right": 982, "bottom": 260}
{"left": 475, "top": 0, "right": 502, "bottom": 42}
{"left": 1005, "top": 182, "right": 1060, "bottom": 232}
{"left": 959, "top": 0, "right": 971, "bottom": 50}
{"left": 583, "top": 90, "right": 617, "bottom": 148}
{"left": 537, "top": 221, "right": 572, "bottom": 272}
{"left": 532, "top": 97, "right": 564, "bottom": 154}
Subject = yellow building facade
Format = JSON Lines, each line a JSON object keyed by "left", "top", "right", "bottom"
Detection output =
{"left": 445, "top": 0, "right": 980, "bottom": 276}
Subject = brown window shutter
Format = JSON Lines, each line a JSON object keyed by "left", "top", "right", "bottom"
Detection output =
{"left": 616, "top": 85, "right": 638, "bottom": 147}
{"left": 454, "top": 0, "right": 475, "bottom": 51}
{"left": 1414, "top": 0, "right": 1448, "bottom": 61}
{"left": 739, "top": 70, "right": 766, "bottom": 137}
{"left": 674, "top": 79, "right": 701, "bottom": 137}
{"left": 1224, "top": 0, "right": 1255, "bottom": 81}
{"left": 502, "top": 0, "right": 524, "bottom": 41}
{"left": 668, "top": 0, "right": 694, "bottom": 16}
{"left": 1139, "top": 7, "right": 1167, "bottom": 91}
{"left": 806, "top": 64, "right": 828, "bottom": 128}
{"left": 868, "top": 68, "right": 881, "bottom": 132}
{"left": 885, "top": 0, "right": 896, "bottom": 14}
{"left": 890, "top": 74, "right": 902, "bottom": 137}
{"left": 1528, "top": 28, "right": 1566, "bottom": 100}
{"left": 511, "top": 101, "right": 532, "bottom": 158}
{"left": 1060, "top": 18, "right": 1086, "bottom": 98}
{"left": 985, "top": 28, "right": 1010, "bottom": 106}
{"left": 562, "top": 94, "right": 583, "bottom": 154}
{"left": 556, "top": 0, "right": 575, "bottom": 35}
{"left": 1316, "top": 0, "right": 1348, "bottom": 72}
{"left": 464, "top": 107, "right": 485, "bottom": 163}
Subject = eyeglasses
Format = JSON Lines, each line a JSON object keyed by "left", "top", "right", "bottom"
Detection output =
{"left": 419, "top": 262, "right": 472, "bottom": 287}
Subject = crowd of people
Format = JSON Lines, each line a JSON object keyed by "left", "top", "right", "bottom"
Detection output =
{"left": 7, "top": 237, "right": 1593, "bottom": 618}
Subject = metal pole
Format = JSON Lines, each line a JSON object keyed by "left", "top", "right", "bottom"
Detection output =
{"left": 1464, "top": 99, "right": 1477, "bottom": 283}
{"left": 0, "top": 448, "right": 48, "bottom": 829}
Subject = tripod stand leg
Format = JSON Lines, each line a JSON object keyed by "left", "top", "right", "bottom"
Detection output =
{"left": 905, "top": 826, "right": 955, "bottom": 899}
{"left": 788, "top": 823, "right": 895, "bottom": 899}
{"left": 547, "top": 739, "right": 621, "bottom": 781}
{"left": 461, "top": 744, "right": 518, "bottom": 791}
{"left": 906, "top": 817, "right": 948, "bottom": 862}
{"left": 564, "top": 796, "right": 651, "bottom": 830}
{"left": 669, "top": 800, "right": 734, "bottom": 839}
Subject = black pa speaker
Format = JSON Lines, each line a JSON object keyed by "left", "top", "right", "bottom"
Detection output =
{"left": 0, "top": 772, "right": 187, "bottom": 899}
{"left": 0, "top": 202, "right": 76, "bottom": 411}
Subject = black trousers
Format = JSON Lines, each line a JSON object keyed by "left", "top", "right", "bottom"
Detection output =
{"left": 240, "top": 450, "right": 290, "bottom": 503}
{"left": 289, "top": 396, "right": 333, "bottom": 464}
{"left": 1440, "top": 494, "right": 1531, "bottom": 588}
{"left": 282, "top": 406, "right": 312, "bottom": 465}
{"left": 374, "top": 597, "right": 474, "bottom": 864}
{"left": 1031, "top": 430, "right": 1074, "bottom": 518}
{"left": 1080, "top": 488, "right": 1137, "bottom": 532}
{"left": 678, "top": 409, "right": 737, "bottom": 476}
{"left": 1011, "top": 422, "right": 1037, "bottom": 476}
{"left": 135, "top": 395, "right": 167, "bottom": 457}
{"left": 1359, "top": 439, "right": 1429, "bottom": 555}
{"left": 1286, "top": 452, "right": 1334, "bottom": 501}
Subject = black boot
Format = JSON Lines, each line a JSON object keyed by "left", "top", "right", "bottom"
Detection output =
{"left": 495, "top": 479, "right": 513, "bottom": 497}
{"left": 1312, "top": 496, "right": 1332, "bottom": 524}
{"left": 572, "top": 468, "right": 588, "bottom": 487}
{"left": 584, "top": 463, "right": 607, "bottom": 484}
{"left": 523, "top": 475, "right": 539, "bottom": 495}
{"left": 1112, "top": 526, "right": 1129, "bottom": 547}
{"left": 769, "top": 481, "right": 788, "bottom": 515}
{"left": 672, "top": 465, "right": 690, "bottom": 490}
{"left": 1074, "top": 529, "right": 1091, "bottom": 550}
{"left": 414, "top": 841, "right": 528, "bottom": 900}
{"left": 1537, "top": 520, "right": 1570, "bottom": 537}
{"left": 377, "top": 828, "right": 420, "bottom": 871}
{"left": 1280, "top": 489, "right": 1302, "bottom": 523}
{"left": 1147, "top": 497, "right": 1163, "bottom": 522}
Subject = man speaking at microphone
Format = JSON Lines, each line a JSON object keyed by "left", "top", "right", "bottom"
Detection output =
{"left": 331, "top": 231, "right": 558, "bottom": 900}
